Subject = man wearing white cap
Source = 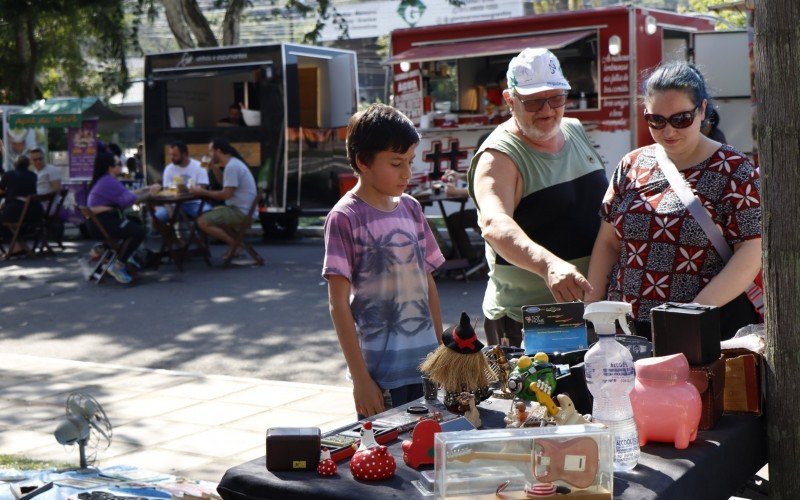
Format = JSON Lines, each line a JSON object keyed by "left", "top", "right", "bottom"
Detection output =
{"left": 467, "top": 48, "right": 608, "bottom": 347}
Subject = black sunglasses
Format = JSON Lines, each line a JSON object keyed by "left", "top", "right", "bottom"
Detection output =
{"left": 644, "top": 105, "right": 700, "bottom": 130}
{"left": 515, "top": 91, "right": 569, "bottom": 112}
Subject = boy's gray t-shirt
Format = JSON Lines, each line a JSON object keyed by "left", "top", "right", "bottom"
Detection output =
{"left": 222, "top": 157, "right": 257, "bottom": 214}
{"left": 322, "top": 192, "right": 445, "bottom": 390}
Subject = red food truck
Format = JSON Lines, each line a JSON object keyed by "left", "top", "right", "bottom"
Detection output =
{"left": 389, "top": 5, "right": 753, "bottom": 181}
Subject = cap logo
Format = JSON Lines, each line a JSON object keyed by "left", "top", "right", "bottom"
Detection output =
{"left": 549, "top": 60, "right": 557, "bottom": 74}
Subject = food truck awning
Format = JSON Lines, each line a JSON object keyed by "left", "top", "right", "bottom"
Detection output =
{"left": 8, "top": 97, "right": 125, "bottom": 128}
{"left": 388, "top": 29, "right": 594, "bottom": 64}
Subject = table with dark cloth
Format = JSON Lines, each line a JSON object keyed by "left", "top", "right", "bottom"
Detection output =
{"left": 217, "top": 397, "right": 765, "bottom": 500}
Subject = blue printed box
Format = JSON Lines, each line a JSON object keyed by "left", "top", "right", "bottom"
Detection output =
{"left": 521, "top": 302, "right": 588, "bottom": 355}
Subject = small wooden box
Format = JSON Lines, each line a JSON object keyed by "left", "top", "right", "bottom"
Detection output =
{"left": 651, "top": 303, "right": 721, "bottom": 365}
{"left": 266, "top": 427, "right": 321, "bottom": 471}
{"left": 687, "top": 356, "right": 726, "bottom": 430}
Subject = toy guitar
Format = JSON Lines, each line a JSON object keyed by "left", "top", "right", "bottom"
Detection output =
{"left": 529, "top": 380, "right": 559, "bottom": 417}
{"left": 449, "top": 437, "right": 599, "bottom": 489}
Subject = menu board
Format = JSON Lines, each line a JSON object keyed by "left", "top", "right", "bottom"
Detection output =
{"left": 394, "top": 69, "right": 423, "bottom": 125}
{"left": 68, "top": 119, "right": 98, "bottom": 180}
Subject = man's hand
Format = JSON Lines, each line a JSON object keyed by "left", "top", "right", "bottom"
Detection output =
{"left": 148, "top": 184, "right": 161, "bottom": 195}
{"left": 190, "top": 185, "right": 205, "bottom": 196}
{"left": 545, "top": 258, "right": 594, "bottom": 302}
{"left": 352, "top": 376, "right": 385, "bottom": 417}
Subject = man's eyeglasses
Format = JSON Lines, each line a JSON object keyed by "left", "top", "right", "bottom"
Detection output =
{"left": 644, "top": 105, "right": 700, "bottom": 130}
{"left": 31, "top": 157, "right": 44, "bottom": 162}
{"left": 515, "top": 91, "right": 569, "bottom": 112}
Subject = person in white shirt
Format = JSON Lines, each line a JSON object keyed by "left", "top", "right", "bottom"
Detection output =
{"left": 30, "top": 147, "right": 64, "bottom": 218}
{"left": 30, "top": 147, "right": 62, "bottom": 195}
{"left": 154, "top": 141, "right": 210, "bottom": 221}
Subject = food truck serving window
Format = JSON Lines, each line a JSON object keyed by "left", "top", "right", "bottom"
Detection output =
{"left": 163, "top": 68, "right": 266, "bottom": 129}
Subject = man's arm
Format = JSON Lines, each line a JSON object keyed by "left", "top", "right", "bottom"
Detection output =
{"left": 426, "top": 273, "right": 444, "bottom": 344}
{"left": 327, "top": 275, "right": 385, "bottom": 417}
{"left": 191, "top": 185, "right": 235, "bottom": 201}
{"left": 50, "top": 179, "right": 61, "bottom": 192}
{"left": 473, "top": 150, "right": 593, "bottom": 302}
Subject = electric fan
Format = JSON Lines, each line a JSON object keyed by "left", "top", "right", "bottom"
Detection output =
{"left": 53, "top": 392, "right": 113, "bottom": 471}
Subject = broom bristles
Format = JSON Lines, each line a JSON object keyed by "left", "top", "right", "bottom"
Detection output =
{"left": 420, "top": 347, "right": 498, "bottom": 393}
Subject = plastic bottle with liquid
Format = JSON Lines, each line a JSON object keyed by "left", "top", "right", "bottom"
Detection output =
{"left": 579, "top": 92, "right": 588, "bottom": 110}
{"left": 583, "top": 301, "right": 639, "bottom": 471}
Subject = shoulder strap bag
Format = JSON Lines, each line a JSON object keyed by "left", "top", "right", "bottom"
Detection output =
{"left": 655, "top": 146, "right": 764, "bottom": 320}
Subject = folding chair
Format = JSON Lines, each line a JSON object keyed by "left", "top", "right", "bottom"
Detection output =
{"left": 2, "top": 196, "right": 37, "bottom": 260}
{"left": 220, "top": 190, "right": 264, "bottom": 267}
{"left": 30, "top": 190, "right": 67, "bottom": 254}
{"left": 78, "top": 206, "right": 124, "bottom": 284}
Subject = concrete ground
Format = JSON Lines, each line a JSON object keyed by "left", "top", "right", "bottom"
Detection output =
{"left": 0, "top": 352, "right": 356, "bottom": 483}
{"left": 0, "top": 231, "right": 485, "bottom": 485}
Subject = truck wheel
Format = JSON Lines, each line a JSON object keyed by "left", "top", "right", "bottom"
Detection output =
{"left": 260, "top": 212, "right": 299, "bottom": 240}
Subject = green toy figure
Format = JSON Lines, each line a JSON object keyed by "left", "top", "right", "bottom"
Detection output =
{"left": 506, "top": 352, "right": 557, "bottom": 402}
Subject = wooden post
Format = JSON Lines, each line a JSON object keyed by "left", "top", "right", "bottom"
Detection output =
{"left": 754, "top": 0, "right": 800, "bottom": 497}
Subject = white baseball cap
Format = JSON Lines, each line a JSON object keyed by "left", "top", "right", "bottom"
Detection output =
{"left": 507, "top": 48, "right": 571, "bottom": 96}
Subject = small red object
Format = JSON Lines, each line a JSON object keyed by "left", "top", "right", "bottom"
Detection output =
{"left": 401, "top": 418, "right": 442, "bottom": 468}
{"left": 317, "top": 447, "right": 337, "bottom": 476}
{"left": 526, "top": 482, "right": 557, "bottom": 496}
{"left": 350, "top": 444, "right": 396, "bottom": 481}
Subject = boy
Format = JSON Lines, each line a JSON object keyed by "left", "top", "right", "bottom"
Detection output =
{"left": 323, "top": 104, "right": 445, "bottom": 418}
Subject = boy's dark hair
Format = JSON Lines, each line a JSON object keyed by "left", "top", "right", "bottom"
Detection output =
{"left": 169, "top": 140, "right": 189, "bottom": 155}
{"left": 346, "top": 103, "right": 419, "bottom": 173}
{"left": 642, "top": 61, "right": 710, "bottom": 109}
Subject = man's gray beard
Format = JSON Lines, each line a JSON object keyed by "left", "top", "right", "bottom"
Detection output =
{"left": 514, "top": 114, "right": 561, "bottom": 142}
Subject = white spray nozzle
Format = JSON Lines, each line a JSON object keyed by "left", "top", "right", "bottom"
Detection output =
{"left": 584, "top": 301, "right": 632, "bottom": 336}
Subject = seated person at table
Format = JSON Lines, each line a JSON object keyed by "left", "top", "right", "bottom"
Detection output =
{"left": 217, "top": 103, "right": 246, "bottom": 127}
{"left": 87, "top": 153, "right": 160, "bottom": 284}
{"left": 323, "top": 103, "right": 445, "bottom": 418}
{"left": 0, "top": 155, "right": 43, "bottom": 255}
{"left": 440, "top": 168, "right": 483, "bottom": 263}
{"left": 154, "top": 141, "right": 210, "bottom": 222}
{"left": 190, "top": 138, "right": 257, "bottom": 261}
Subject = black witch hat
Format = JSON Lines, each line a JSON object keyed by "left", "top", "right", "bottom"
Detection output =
{"left": 443, "top": 312, "right": 484, "bottom": 354}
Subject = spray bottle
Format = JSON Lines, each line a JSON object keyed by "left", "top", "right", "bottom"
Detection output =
{"left": 583, "top": 301, "right": 639, "bottom": 471}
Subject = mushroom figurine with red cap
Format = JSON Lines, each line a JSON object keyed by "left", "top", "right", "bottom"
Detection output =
{"left": 317, "top": 447, "right": 337, "bottom": 476}
{"left": 350, "top": 422, "right": 396, "bottom": 481}
{"left": 420, "top": 311, "right": 496, "bottom": 411}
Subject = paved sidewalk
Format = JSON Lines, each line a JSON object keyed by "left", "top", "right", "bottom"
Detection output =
{"left": 0, "top": 353, "right": 356, "bottom": 483}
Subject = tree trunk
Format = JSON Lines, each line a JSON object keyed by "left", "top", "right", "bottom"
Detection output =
{"left": 15, "top": 14, "right": 38, "bottom": 102}
{"left": 180, "top": 0, "right": 218, "bottom": 47}
{"left": 222, "top": 0, "right": 246, "bottom": 46}
{"left": 754, "top": 0, "right": 800, "bottom": 498}
{"left": 161, "top": 0, "right": 195, "bottom": 49}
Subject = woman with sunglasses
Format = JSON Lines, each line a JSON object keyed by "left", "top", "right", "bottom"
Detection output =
{"left": 86, "top": 152, "right": 160, "bottom": 283}
{"left": 586, "top": 61, "right": 761, "bottom": 339}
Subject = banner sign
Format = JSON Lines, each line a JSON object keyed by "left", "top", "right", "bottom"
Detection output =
{"left": 68, "top": 120, "right": 98, "bottom": 180}
{"left": 319, "top": 0, "right": 525, "bottom": 41}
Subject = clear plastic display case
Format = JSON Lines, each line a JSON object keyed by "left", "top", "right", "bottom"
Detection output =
{"left": 434, "top": 424, "right": 613, "bottom": 499}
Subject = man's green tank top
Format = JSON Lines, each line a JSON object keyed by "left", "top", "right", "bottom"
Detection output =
{"left": 468, "top": 118, "right": 607, "bottom": 323}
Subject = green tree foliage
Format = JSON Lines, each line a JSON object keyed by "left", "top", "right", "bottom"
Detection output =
{"left": 145, "top": 0, "right": 350, "bottom": 48}
{"left": 0, "top": 0, "right": 133, "bottom": 104}
{"left": 680, "top": 0, "right": 746, "bottom": 28}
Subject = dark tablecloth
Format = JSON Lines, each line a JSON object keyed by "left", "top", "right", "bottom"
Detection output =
{"left": 217, "top": 401, "right": 765, "bottom": 500}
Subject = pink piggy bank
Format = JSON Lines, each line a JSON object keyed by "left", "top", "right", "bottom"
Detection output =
{"left": 630, "top": 353, "right": 701, "bottom": 449}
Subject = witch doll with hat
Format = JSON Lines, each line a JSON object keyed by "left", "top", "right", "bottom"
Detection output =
{"left": 420, "top": 311, "right": 496, "bottom": 411}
